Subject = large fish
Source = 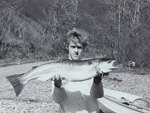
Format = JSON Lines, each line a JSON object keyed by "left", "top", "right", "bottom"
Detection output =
{"left": 6, "top": 58, "right": 117, "bottom": 96}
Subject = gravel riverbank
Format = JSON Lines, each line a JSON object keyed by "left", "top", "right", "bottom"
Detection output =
{"left": 0, "top": 62, "right": 149, "bottom": 113}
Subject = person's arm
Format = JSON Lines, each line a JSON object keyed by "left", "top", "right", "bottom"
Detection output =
{"left": 90, "top": 73, "right": 104, "bottom": 99}
{"left": 52, "top": 77, "right": 67, "bottom": 104}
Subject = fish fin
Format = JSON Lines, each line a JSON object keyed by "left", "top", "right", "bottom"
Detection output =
{"left": 32, "top": 66, "right": 38, "bottom": 69}
{"left": 72, "top": 77, "right": 92, "bottom": 82}
{"left": 36, "top": 75, "right": 50, "bottom": 81}
{"left": 6, "top": 74, "right": 25, "bottom": 96}
{"left": 36, "top": 72, "right": 56, "bottom": 81}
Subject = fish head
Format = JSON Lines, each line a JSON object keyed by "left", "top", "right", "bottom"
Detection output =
{"left": 97, "top": 58, "right": 118, "bottom": 73}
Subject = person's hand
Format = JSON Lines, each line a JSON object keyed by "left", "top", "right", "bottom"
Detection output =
{"left": 53, "top": 75, "right": 68, "bottom": 88}
{"left": 94, "top": 73, "right": 102, "bottom": 84}
{"left": 53, "top": 75, "right": 63, "bottom": 88}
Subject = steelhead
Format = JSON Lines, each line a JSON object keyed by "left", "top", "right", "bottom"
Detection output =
{"left": 6, "top": 58, "right": 117, "bottom": 96}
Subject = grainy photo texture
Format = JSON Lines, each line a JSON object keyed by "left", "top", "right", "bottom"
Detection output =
{"left": 0, "top": 0, "right": 150, "bottom": 113}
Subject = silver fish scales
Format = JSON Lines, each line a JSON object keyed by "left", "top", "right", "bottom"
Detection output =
{"left": 6, "top": 58, "right": 117, "bottom": 96}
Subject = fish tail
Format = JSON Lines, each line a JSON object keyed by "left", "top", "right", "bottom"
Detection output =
{"left": 6, "top": 73, "right": 25, "bottom": 96}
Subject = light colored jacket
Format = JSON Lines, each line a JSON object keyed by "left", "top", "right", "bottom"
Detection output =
{"left": 52, "top": 79, "right": 104, "bottom": 113}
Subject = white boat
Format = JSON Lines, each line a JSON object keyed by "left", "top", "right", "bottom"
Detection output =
{"left": 98, "top": 89, "right": 150, "bottom": 113}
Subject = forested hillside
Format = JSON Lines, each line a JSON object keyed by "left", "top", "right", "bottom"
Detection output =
{"left": 0, "top": 0, "right": 150, "bottom": 68}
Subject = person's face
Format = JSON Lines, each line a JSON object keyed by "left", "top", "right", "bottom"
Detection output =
{"left": 68, "top": 39, "right": 83, "bottom": 60}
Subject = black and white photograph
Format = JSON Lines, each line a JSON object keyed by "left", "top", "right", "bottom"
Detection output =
{"left": 0, "top": 0, "right": 150, "bottom": 113}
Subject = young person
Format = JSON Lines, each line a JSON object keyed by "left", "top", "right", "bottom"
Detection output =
{"left": 52, "top": 28, "right": 104, "bottom": 113}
